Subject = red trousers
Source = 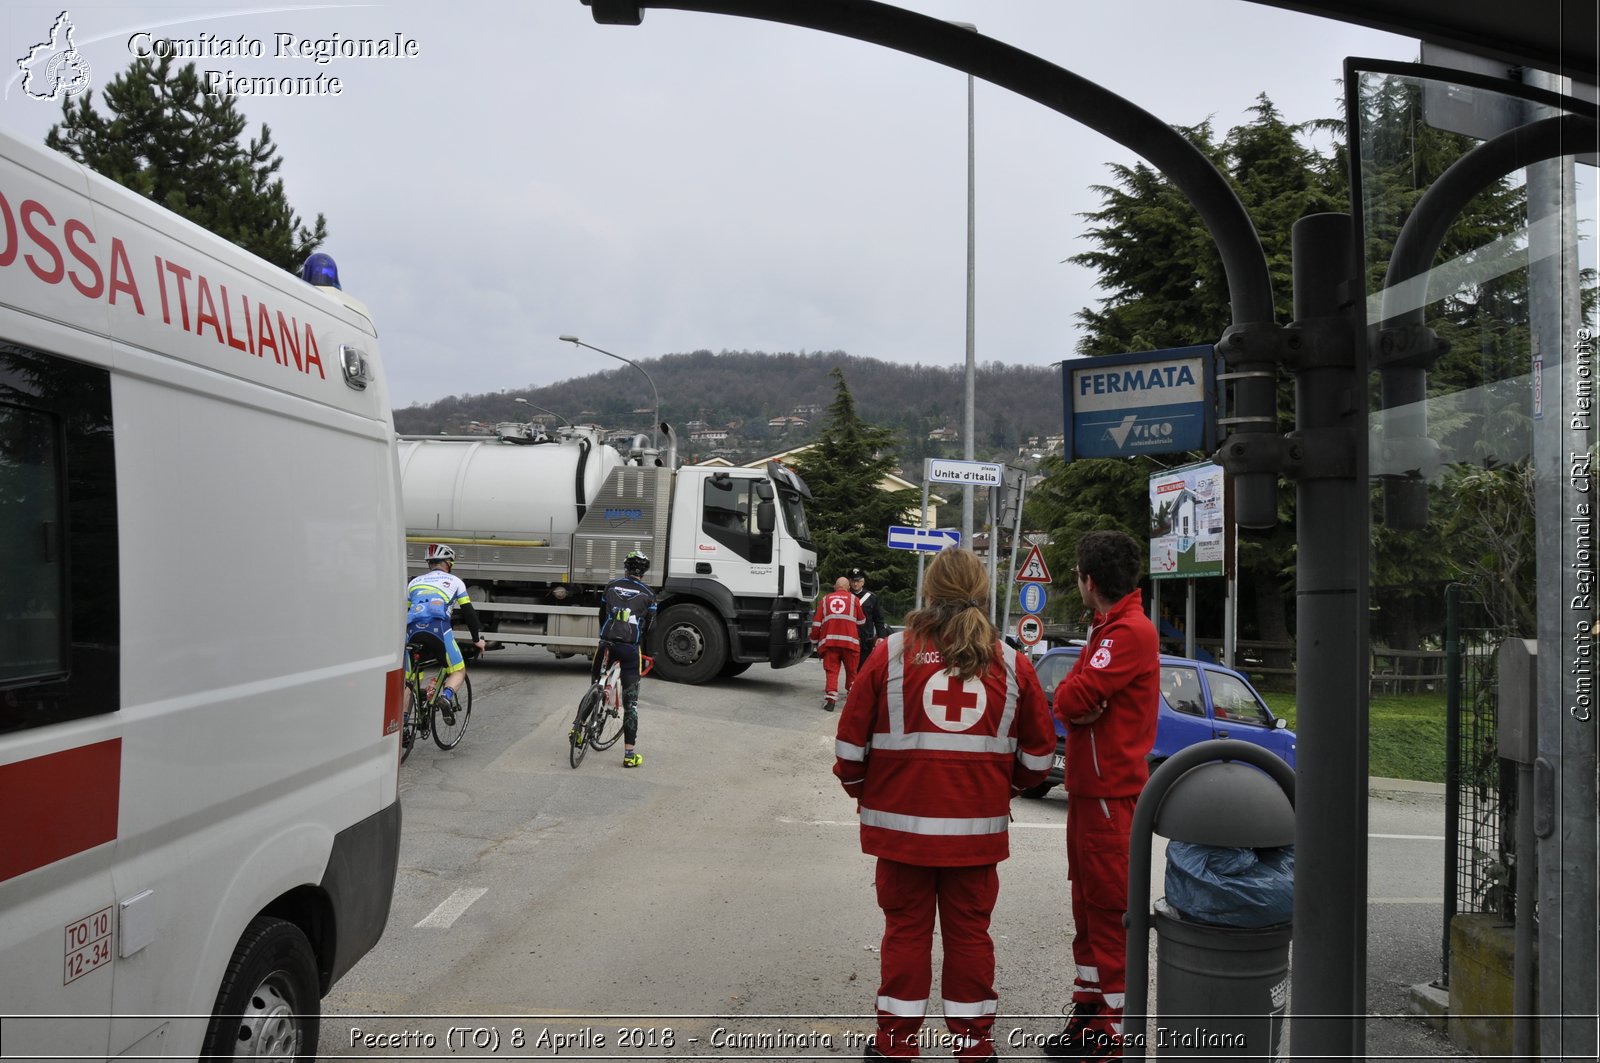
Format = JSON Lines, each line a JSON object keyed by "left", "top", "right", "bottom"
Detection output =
{"left": 872, "top": 859, "right": 1000, "bottom": 1061}
{"left": 821, "top": 646, "right": 859, "bottom": 700}
{"left": 1066, "top": 794, "right": 1137, "bottom": 1022}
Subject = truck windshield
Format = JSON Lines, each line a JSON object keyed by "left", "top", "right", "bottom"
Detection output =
{"left": 777, "top": 488, "right": 811, "bottom": 546}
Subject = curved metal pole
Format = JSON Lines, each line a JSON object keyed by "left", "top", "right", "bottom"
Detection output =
{"left": 558, "top": 334, "right": 661, "bottom": 450}
{"left": 583, "top": 0, "right": 1275, "bottom": 327}
{"left": 1372, "top": 113, "right": 1597, "bottom": 528}
{"left": 514, "top": 396, "right": 572, "bottom": 426}
{"left": 1379, "top": 113, "right": 1596, "bottom": 328}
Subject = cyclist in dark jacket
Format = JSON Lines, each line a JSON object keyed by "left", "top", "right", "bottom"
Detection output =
{"left": 594, "top": 550, "right": 657, "bottom": 767}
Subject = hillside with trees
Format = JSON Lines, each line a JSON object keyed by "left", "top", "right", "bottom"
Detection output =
{"left": 393, "top": 350, "right": 1066, "bottom": 470}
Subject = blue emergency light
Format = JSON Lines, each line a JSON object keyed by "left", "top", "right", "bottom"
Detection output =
{"left": 300, "top": 252, "right": 341, "bottom": 289}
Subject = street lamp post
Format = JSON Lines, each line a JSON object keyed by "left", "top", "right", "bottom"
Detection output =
{"left": 948, "top": 20, "right": 978, "bottom": 550}
{"left": 513, "top": 396, "right": 571, "bottom": 426}
{"left": 557, "top": 335, "right": 660, "bottom": 450}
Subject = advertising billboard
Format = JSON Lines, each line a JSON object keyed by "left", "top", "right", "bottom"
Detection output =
{"left": 1149, "top": 461, "right": 1226, "bottom": 579}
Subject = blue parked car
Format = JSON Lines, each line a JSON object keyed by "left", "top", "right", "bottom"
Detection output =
{"left": 1022, "top": 646, "right": 1297, "bottom": 798}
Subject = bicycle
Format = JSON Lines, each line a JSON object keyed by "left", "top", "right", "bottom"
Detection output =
{"left": 401, "top": 632, "right": 473, "bottom": 762}
{"left": 568, "top": 646, "right": 656, "bottom": 768}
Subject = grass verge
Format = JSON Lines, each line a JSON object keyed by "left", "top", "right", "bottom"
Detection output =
{"left": 1258, "top": 689, "right": 1447, "bottom": 783}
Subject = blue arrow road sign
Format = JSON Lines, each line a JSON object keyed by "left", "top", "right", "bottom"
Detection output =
{"left": 1019, "top": 582, "right": 1047, "bottom": 614}
{"left": 887, "top": 526, "right": 961, "bottom": 553}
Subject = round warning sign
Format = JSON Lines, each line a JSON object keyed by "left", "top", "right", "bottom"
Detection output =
{"left": 1017, "top": 613, "right": 1044, "bottom": 646}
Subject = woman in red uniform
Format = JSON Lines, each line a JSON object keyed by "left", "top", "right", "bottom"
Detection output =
{"left": 834, "top": 548, "right": 1057, "bottom": 1061}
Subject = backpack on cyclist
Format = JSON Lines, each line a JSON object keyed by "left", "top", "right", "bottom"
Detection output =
{"left": 599, "top": 581, "right": 653, "bottom": 645}
{"left": 406, "top": 591, "right": 453, "bottom": 650}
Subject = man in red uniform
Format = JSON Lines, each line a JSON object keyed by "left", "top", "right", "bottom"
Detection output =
{"left": 812, "top": 575, "right": 866, "bottom": 711}
{"left": 835, "top": 548, "right": 1057, "bottom": 1062}
{"left": 1044, "top": 530, "right": 1159, "bottom": 1060}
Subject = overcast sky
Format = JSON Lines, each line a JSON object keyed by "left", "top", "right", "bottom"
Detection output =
{"left": 2, "top": 1, "right": 1422, "bottom": 409}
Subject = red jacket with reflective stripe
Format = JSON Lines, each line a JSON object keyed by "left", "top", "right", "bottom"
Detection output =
{"left": 833, "top": 632, "right": 1056, "bottom": 866}
{"left": 1051, "top": 589, "right": 1160, "bottom": 798}
{"left": 811, "top": 589, "right": 865, "bottom": 652}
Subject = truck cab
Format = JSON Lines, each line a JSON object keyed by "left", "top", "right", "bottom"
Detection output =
{"left": 659, "top": 462, "right": 818, "bottom": 681}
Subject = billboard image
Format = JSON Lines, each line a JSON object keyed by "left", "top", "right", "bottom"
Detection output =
{"left": 1149, "top": 461, "right": 1225, "bottom": 579}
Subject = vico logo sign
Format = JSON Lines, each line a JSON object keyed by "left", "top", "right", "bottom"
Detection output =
{"left": 1105, "top": 415, "right": 1178, "bottom": 448}
{"left": 1061, "top": 345, "right": 1217, "bottom": 461}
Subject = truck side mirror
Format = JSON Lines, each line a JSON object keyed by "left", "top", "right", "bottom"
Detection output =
{"left": 757, "top": 501, "right": 775, "bottom": 534}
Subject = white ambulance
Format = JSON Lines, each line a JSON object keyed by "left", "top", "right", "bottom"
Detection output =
{"left": 0, "top": 123, "right": 403, "bottom": 1058}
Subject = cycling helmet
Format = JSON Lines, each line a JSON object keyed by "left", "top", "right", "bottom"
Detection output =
{"left": 623, "top": 550, "right": 650, "bottom": 576}
{"left": 426, "top": 543, "right": 456, "bottom": 564}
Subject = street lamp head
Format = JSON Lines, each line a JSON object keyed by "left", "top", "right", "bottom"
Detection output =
{"left": 558, "top": 334, "right": 580, "bottom": 344}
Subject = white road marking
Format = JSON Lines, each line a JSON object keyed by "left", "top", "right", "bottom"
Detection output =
{"left": 414, "top": 887, "right": 487, "bottom": 928}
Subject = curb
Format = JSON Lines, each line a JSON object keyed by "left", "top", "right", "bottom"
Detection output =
{"left": 1369, "top": 776, "right": 1447, "bottom": 795}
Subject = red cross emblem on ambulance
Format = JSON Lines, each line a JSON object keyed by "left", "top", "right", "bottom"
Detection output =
{"left": 924, "top": 672, "right": 987, "bottom": 731}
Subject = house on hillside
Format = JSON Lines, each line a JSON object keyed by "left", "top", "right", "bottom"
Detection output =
{"left": 743, "top": 443, "right": 946, "bottom": 528}
{"left": 768, "top": 415, "right": 809, "bottom": 430}
{"left": 928, "top": 426, "right": 960, "bottom": 442}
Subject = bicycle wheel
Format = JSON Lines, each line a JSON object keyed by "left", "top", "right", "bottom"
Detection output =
{"left": 431, "top": 672, "right": 471, "bottom": 751}
{"left": 400, "top": 685, "right": 417, "bottom": 763}
{"left": 569, "top": 685, "right": 600, "bottom": 768}
{"left": 589, "top": 671, "right": 626, "bottom": 751}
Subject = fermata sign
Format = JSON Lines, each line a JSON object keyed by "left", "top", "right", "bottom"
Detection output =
{"left": 1149, "top": 461, "right": 1225, "bottom": 579}
{"left": 1062, "top": 345, "right": 1217, "bottom": 461}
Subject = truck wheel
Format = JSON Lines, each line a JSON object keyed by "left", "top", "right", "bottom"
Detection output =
{"left": 651, "top": 603, "right": 727, "bottom": 685}
{"left": 200, "top": 916, "right": 319, "bottom": 1060}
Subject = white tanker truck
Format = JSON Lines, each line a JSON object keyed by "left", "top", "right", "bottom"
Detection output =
{"left": 398, "top": 423, "right": 819, "bottom": 683}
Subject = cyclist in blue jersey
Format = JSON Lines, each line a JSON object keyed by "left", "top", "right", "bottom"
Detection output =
{"left": 405, "top": 544, "right": 486, "bottom": 713}
{"left": 593, "top": 551, "right": 657, "bottom": 768}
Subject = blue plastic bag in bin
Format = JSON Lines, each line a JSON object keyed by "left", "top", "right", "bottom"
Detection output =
{"left": 1163, "top": 842, "right": 1294, "bottom": 928}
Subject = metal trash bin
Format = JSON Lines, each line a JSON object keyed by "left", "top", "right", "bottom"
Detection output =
{"left": 1125, "top": 740, "right": 1296, "bottom": 1060}
{"left": 1151, "top": 898, "right": 1290, "bottom": 1056}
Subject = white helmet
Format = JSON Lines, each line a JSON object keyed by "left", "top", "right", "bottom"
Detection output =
{"left": 426, "top": 543, "right": 456, "bottom": 563}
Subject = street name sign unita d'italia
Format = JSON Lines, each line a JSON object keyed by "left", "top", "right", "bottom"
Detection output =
{"left": 926, "top": 458, "right": 1005, "bottom": 487}
{"left": 887, "top": 526, "right": 961, "bottom": 553}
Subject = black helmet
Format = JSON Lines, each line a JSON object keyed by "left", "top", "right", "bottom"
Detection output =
{"left": 624, "top": 550, "right": 650, "bottom": 576}
{"left": 847, "top": 567, "right": 866, "bottom": 581}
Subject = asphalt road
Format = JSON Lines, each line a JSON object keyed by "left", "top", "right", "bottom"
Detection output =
{"left": 321, "top": 649, "right": 1455, "bottom": 1060}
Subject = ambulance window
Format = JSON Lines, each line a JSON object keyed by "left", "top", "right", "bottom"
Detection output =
{"left": 0, "top": 345, "right": 119, "bottom": 734}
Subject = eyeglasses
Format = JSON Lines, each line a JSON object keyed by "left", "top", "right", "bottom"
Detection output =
{"left": 1072, "top": 566, "right": 1085, "bottom": 581}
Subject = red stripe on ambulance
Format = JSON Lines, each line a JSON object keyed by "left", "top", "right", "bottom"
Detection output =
{"left": 0, "top": 739, "right": 121, "bottom": 883}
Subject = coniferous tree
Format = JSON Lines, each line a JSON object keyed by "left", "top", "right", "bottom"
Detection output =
{"left": 789, "top": 368, "right": 920, "bottom": 607}
{"left": 46, "top": 53, "right": 326, "bottom": 271}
